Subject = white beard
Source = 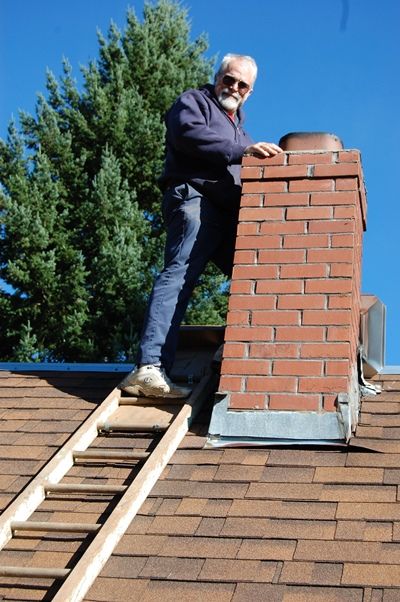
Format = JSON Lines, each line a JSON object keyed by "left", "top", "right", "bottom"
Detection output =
{"left": 217, "top": 89, "right": 241, "bottom": 112}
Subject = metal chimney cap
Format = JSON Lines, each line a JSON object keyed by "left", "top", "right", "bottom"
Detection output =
{"left": 279, "top": 132, "right": 344, "bottom": 151}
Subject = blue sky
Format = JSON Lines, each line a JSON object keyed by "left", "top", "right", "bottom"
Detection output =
{"left": 1, "top": 0, "right": 399, "bottom": 364}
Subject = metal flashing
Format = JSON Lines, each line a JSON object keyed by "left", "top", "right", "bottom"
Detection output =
{"left": 379, "top": 365, "right": 400, "bottom": 374}
{"left": 360, "top": 295, "right": 386, "bottom": 377}
{"left": 206, "top": 393, "right": 348, "bottom": 448}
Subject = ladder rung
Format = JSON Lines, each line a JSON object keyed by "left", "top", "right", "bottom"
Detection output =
{"left": 98, "top": 421, "right": 169, "bottom": 433}
{"left": 0, "top": 565, "right": 70, "bottom": 579}
{"left": 11, "top": 521, "right": 101, "bottom": 533}
{"left": 73, "top": 449, "right": 149, "bottom": 461}
{"left": 119, "top": 396, "right": 184, "bottom": 406}
{"left": 45, "top": 483, "right": 127, "bottom": 495}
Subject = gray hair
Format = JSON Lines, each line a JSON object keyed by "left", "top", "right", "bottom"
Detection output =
{"left": 215, "top": 53, "right": 258, "bottom": 82}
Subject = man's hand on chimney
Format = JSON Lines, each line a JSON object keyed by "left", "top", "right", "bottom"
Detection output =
{"left": 244, "top": 142, "right": 283, "bottom": 158}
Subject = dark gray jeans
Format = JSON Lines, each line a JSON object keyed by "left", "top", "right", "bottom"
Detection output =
{"left": 137, "top": 183, "right": 239, "bottom": 374}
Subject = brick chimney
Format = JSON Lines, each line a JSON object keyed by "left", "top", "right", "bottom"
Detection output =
{"left": 207, "top": 133, "right": 367, "bottom": 446}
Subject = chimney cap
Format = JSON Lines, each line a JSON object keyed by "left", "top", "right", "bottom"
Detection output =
{"left": 279, "top": 132, "right": 344, "bottom": 151}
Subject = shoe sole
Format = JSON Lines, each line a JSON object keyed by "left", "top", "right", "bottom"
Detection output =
{"left": 119, "top": 384, "right": 190, "bottom": 399}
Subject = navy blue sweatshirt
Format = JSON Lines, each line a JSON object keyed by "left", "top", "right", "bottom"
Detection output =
{"left": 159, "top": 84, "right": 254, "bottom": 209}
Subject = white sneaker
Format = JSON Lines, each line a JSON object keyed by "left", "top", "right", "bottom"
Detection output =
{"left": 118, "top": 365, "right": 192, "bottom": 398}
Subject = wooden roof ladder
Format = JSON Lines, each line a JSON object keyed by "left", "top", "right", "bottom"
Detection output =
{"left": 0, "top": 368, "right": 216, "bottom": 601}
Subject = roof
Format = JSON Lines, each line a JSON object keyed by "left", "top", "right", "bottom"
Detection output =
{"left": 1, "top": 367, "right": 400, "bottom": 600}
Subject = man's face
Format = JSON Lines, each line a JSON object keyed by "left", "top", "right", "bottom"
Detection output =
{"left": 214, "top": 59, "right": 255, "bottom": 113}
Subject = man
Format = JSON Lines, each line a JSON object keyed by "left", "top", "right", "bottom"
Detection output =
{"left": 119, "top": 53, "right": 282, "bottom": 398}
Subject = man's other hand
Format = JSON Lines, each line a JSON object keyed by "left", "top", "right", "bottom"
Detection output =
{"left": 244, "top": 142, "right": 283, "bottom": 158}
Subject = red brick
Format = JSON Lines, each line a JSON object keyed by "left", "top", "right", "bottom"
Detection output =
{"left": 302, "top": 310, "right": 351, "bottom": 325}
{"left": 242, "top": 180, "right": 287, "bottom": 194}
{"left": 328, "top": 295, "right": 352, "bottom": 309}
{"left": 263, "top": 164, "right": 309, "bottom": 178}
{"left": 232, "top": 265, "right": 278, "bottom": 280}
{"left": 237, "top": 222, "right": 259, "bottom": 235}
{"left": 289, "top": 179, "right": 334, "bottom": 192}
{"left": 275, "top": 327, "right": 325, "bottom": 342}
{"left": 298, "top": 376, "right": 348, "bottom": 393}
{"left": 249, "top": 343, "right": 299, "bottom": 359}
{"left": 239, "top": 207, "right": 284, "bottom": 221}
{"left": 264, "top": 192, "right": 310, "bottom": 207}
{"left": 268, "top": 394, "right": 321, "bottom": 411}
{"left": 235, "top": 235, "right": 283, "bottom": 250}
{"left": 233, "top": 250, "right": 257, "bottom": 264}
{"left": 327, "top": 326, "right": 352, "bottom": 341}
{"left": 334, "top": 206, "right": 357, "bottom": 219}
{"left": 240, "top": 193, "right": 263, "bottom": 207}
{"left": 229, "top": 393, "right": 266, "bottom": 409}
{"left": 219, "top": 376, "right": 243, "bottom": 392}
{"left": 260, "top": 221, "right": 306, "bottom": 235}
{"left": 246, "top": 376, "right": 297, "bottom": 393}
{"left": 223, "top": 342, "right": 247, "bottom": 357}
{"left": 226, "top": 310, "right": 250, "bottom": 326}
{"left": 245, "top": 236, "right": 282, "bottom": 251}
{"left": 310, "top": 191, "right": 358, "bottom": 205}
{"left": 331, "top": 233, "right": 355, "bottom": 247}
{"left": 242, "top": 153, "right": 286, "bottom": 167}
{"left": 258, "top": 249, "right": 306, "bottom": 264}
{"left": 308, "top": 219, "right": 355, "bottom": 233}
{"left": 229, "top": 295, "right": 276, "bottom": 310}
{"left": 280, "top": 264, "right": 327, "bottom": 279}
{"left": 230, "top": 280, "right": 253, "bottom": 294}
{"left": 301, "top": 343, "right": 350, "bottom": 358}
{"left": 330, "top": 264, "right": 354, "bottom": 277}
{"left": 325, "top": 360, "right": 350, "bottom": 375}
{"left": 336, "top": 177, "right": 358, "bottom": 190}
{"left": 273, "top": 360, "right": 323, "bottom": 376}
{"left": 307, "top": 248, "right": 354, "bottom": 263}
{"left": 286, "top": 206, "right": 332, "bottom": 220}
{"left": 224, "top": 326, "right": 273, "bottom": 342}
{"left": 257, "top": 280, "right": 303, "bottom": 294}
{"left": 338, "top": 150, "right": 360, "bottom": 162}
{"left": 251, "top": 310, "right": 299, "bottom": 325}
{"left": 222, "top": 359, "right": 271, "bottom": 375}
{"left": 305, "top": 279, "right": 352, "bottom": 293}
{"left": 241, "top": 166, "right": 262, "bottom": 179}
{"left": 288, "top": 152, "right": 334, "bottom": 165}
{"left": 313, "top": 163, "right": 359, "bottom": 177}
{"left": 283, "top": 234, "right": 329, "bottom": 249}
{"left": 323, "top": 394, "right": 337, "bottom": 411}
{"left": 277, "top": 295, "right": 326, "bottom": 309}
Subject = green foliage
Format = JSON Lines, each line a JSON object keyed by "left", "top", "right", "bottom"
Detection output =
{"left": 0, "top": 0, "right": 228, "bottom": 362}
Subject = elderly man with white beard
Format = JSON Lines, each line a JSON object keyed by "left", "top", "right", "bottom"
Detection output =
{"left": 119, "top": 53, "right": 282, "bottom": 398}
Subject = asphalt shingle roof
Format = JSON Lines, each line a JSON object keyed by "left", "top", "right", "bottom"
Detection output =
{"left": 1, "top": 368, "right": 400, "bottom": 601}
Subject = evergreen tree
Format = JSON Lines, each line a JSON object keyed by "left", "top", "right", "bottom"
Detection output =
{"left": 0, "top": 0, "right": 229, "bottom": 362}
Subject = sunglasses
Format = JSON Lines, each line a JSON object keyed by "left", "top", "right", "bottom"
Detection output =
{"left": 221, "top": 74, "right": 251, "bottom": 93}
